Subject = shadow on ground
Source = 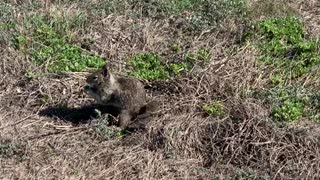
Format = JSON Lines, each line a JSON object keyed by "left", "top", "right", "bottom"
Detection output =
{"left": 39, "top": 104, "right": 121, "bottom": 124}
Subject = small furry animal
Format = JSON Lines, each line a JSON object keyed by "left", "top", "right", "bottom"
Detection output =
{"left": 84, "top": 65, "right": 147, "bottom": 128}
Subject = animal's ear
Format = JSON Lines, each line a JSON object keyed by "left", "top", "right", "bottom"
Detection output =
{"left": 101, "top": 64, "right": 110, "bottom": 78}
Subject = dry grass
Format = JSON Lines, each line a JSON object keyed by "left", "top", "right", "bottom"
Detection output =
{"left": 1, "top": 0, "right": 320, "bottom": 179}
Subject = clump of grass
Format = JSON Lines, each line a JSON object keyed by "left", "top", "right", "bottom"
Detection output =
{"left": 0, "top": 2, "right": 16, "bottom": 45}
{"left": 185, "top": 48, "right": 211, "bottom": 66}
{"left": 309, "top": 93, "right": 320, "bottom": 122}
{"left": 91, "top": 0, "right": 247, "bottom": 31}
{"left": 23, "top": 7, "right": 88, "bottom": 36}
{"left": 15, "top": 16, "right": 105, "bottom": 73}
{"left": 0, "top": 140, "right": 24, "bottom": 158}
{"left": 95, "top": 122, "right": 120, "bottom": 140}
{"left": 93, "top": 111, "right": 120, "bottom": 140}
{"left": 0, "top": 2, "right": 15, "bottom": 30}
{"left": 169, "top": 63, "right": 189, "bottom": 77}
{"left": 256, "top": 16, "right": 320, "bottom": 79}
{"left": 270, "top": 74, "right": 283, "bottom": 85}
{"left": 247, "top": 0, "right": 296, "bottom": 20}
{"left": 90, "top": 0, "right": 128, "bottom": 17}
{"left": 93, "top": 110, "right": 130, "bottom": 139}
{"left": 49, "top": 11, "right": 88, "bottom": 35}
{"left": 233, "top": 170, "right": 261, "bottom": 180}
{"left": 163, "top": 0, "right": 248, "bottom": 30}
{"left": 169, "top": 48, "right": 211, "bottom": 76}
{"left": 203, "top": 101, "right": 225, "bottom": 117}
{"left": 310, "top": 93, "right": 320, "bottom": 110}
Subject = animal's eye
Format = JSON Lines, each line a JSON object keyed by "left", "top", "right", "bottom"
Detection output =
{"left": 93, "top": 75, "right": 98, "bottom": 81}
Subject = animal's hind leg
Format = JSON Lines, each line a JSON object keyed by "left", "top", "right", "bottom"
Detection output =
{"left": 118, "top": 110, "right": 132, "bottom": 128}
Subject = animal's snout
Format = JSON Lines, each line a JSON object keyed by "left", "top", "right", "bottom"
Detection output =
{"left": 84, "top": 85, "right": 91, "bottom": 91}
{"left": 84, "top": 85, "right": 98, "bottom": 93}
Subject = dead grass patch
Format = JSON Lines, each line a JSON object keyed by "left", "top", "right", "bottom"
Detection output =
{"left": 1, "top": 1, "right": 320, "bottom": 179}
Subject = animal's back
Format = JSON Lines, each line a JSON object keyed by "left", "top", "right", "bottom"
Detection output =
{"left": 116, "top": 76, "right": 147, "bottom": 113}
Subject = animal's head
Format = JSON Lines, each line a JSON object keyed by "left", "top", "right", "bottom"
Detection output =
{"left": 84, "top": 64, "right": 115, "bottom": 102}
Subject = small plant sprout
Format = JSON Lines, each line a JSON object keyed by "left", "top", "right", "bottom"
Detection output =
{"left": 203, "top": 101, "right": 225, "bottom": 117}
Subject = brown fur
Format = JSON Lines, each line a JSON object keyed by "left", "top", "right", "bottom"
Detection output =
{"left": 84, "top": 65, "right": 147, "bottom": 128}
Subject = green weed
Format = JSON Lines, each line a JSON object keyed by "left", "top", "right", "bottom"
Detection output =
{"left": 12, "top": 35, "right": 27, "bottom": 51}
{"left": 169, "top": 48, "right": 211, "bottom": 77}
{"left": 93, "top": 111, "right": 129, "bottom": 139}
{"left": 256, "top": 16, "right": 320, "bottom": 79}
{"left": 256, "top": 87, "right": 320, "bottom": 122}
{"left": 128, "top": 49, "right": 210, "bottom": 80}
{"left": 17, "top": 16, "right": 105, "bottom": 73}
{"left": 312, "top": 114, "right": 320, "bottom": 123}
{"left": 310, "top": 93, "right": 320, "bottom": 110}
{"left": 94, "top": 114, "right": 119, "bottom": 140}
{"left": 185, "top": 48, "right": 211, "bottom": 65}
{"left": 272, "top": 98, "right": 304, "bottom": 122}
{"left": 233, "top": 169, "right": 268, "bottom": 180}
{"left": 234, "top": 170, "right": 258, "bottom": 180}
{"left": 270, "top": 74, "right": 283, "bottom": 85}
{"left": 170, "top": 43, "right": 182, "bottom": 53}
{"left": 25, "top": 71, "right": 36, "bottom": 81}
{"left": 203, "top": 101, "right": 225, "bottom": 117}
{"left": 95, "top": 125, "right": 119, "bottom": 140}
{"left": 128, "top": 53, "right": 170, "bottom": 80}
{"left": 169, "top": 63, "right": 188, "bottom": 76}
{"left": 309, "top": 93, "right": 320, "bottom": 123}
{"left": 259, "top": 16, "right": 303, "bottom": 44}
{"left": 167, "top": 48, "right": 211, "bottom": 75}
